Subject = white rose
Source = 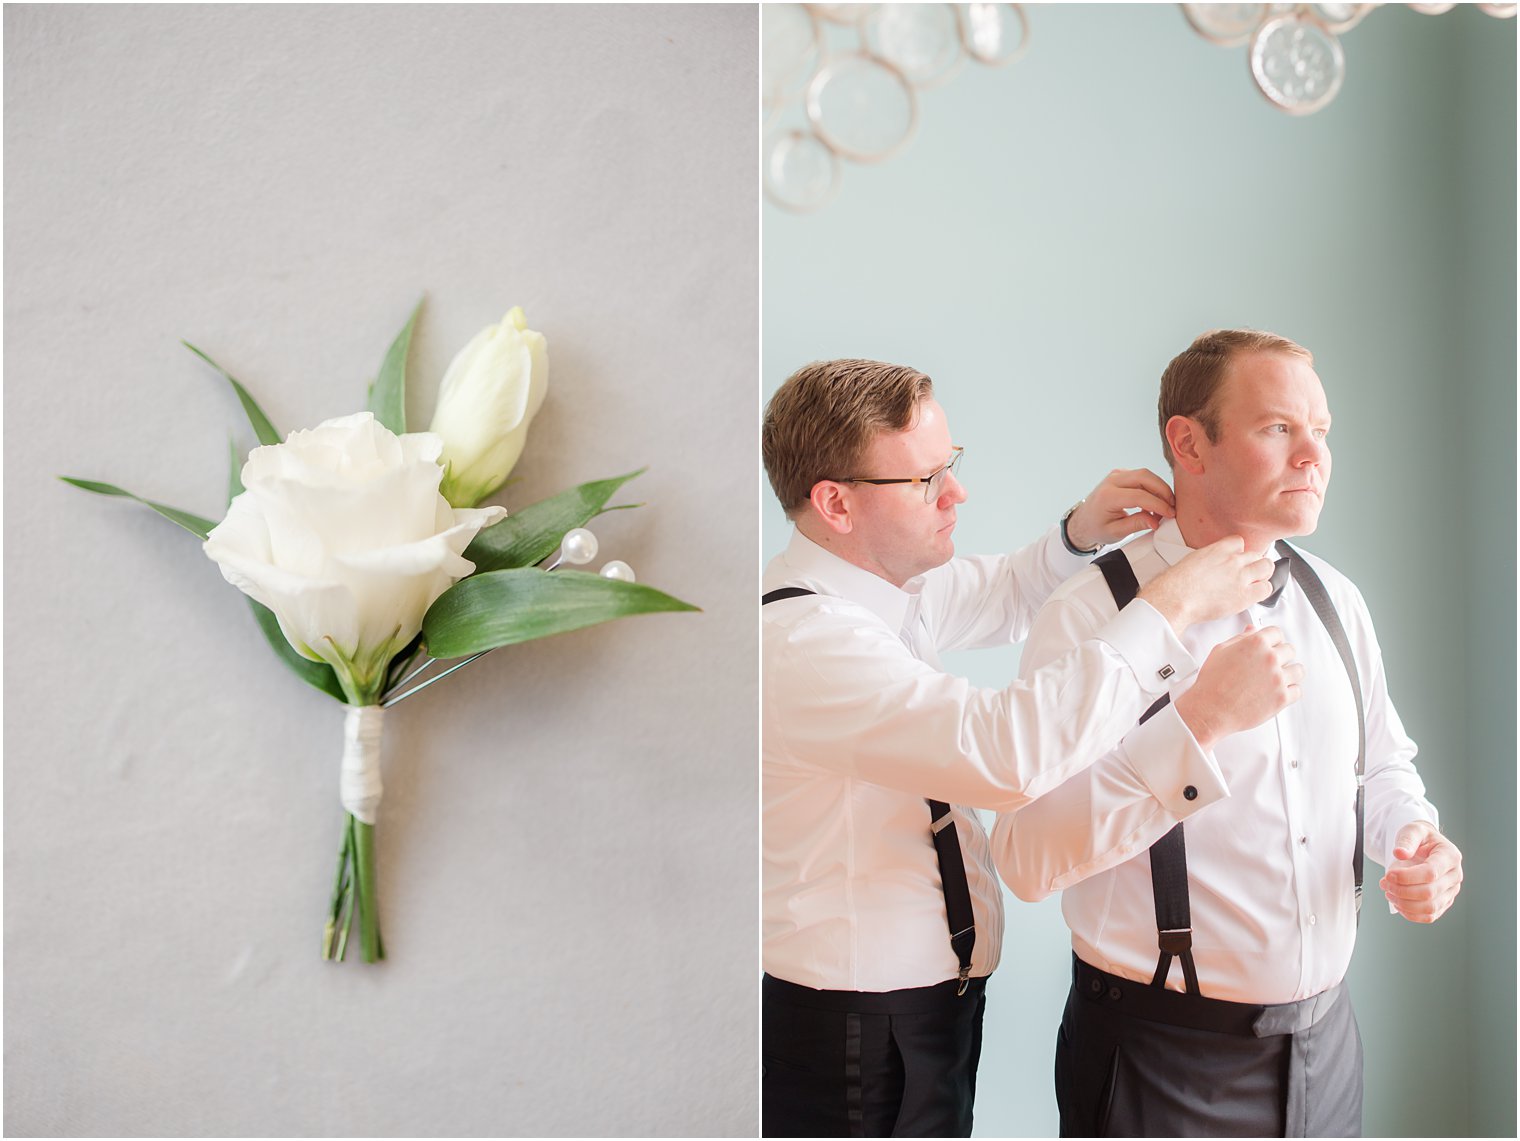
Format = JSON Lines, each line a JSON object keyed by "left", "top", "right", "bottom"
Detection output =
{"left": 429, "top": 306, "right": 549, "bottom": 508}
{"left": 203, "top": 412, "right": 506, "bottom": 704}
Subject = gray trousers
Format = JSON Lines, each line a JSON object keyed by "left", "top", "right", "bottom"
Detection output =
{"left": 1055, "top": 961, "right": 1363, "bottom": 1137}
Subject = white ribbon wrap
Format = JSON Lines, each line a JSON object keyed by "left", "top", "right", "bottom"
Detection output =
{"left": 339, "top": 705, "right": 385, "bottom": 824}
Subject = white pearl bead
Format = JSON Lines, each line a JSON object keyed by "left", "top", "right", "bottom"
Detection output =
{"left": 600, "top": 560, "right": 635, "bottom": 583}
{"left": 559, "top": 528, "right": 598, "bottom": 565}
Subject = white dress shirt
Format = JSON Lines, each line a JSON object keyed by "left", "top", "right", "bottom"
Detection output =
{"left": 763, "top": 526, "right": 1200, "bottom": 993}
{"left": 992, "top": 518, "right": 1438, "bottom": 1004}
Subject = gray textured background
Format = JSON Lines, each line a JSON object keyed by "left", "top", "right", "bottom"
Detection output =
{"left": 5, "top": 5, "right": 757, "bottom": 1136}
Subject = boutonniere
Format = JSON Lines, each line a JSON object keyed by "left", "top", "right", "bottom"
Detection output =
{"left": 64, "top": 299, "right": 697, "bottom": 964}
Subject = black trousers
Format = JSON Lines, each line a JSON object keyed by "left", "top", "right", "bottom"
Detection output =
{"left": 762, "top": 974, "right": 987, "bottom": 1138}
{"left": 1055, "top": 959, "right": 1363, "bottom": 1137}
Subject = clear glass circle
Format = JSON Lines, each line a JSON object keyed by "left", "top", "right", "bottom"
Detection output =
{"left": 1309, "top": 3, "right": 1371, "bottom": 33}
{"left": 763, "top": 128, "right": 841, "bottom": 212}
{"left": 1182, "top": 3, "right": 1268, "bottom": 46}
{"left": 959, "top": 3, "right": 1029, "bottom": 66}
{"left": 763, "top": 4, "right": 822, "bottom": 110}
{"left": 1249, "top": 15, "right": 1345, "bottom": 115}
{"left": 864, "top": 5, "right": 963, "bottom": 88}
{"left": 809, "top": 3, "right": 877, "bottom": 24}
{"left": 807, "top": 53, "right": 917, "bottom": 162}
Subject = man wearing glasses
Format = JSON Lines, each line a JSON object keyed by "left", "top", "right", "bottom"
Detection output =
{"left": 761, "top": 358, "right": 1301, "bottom": 1137}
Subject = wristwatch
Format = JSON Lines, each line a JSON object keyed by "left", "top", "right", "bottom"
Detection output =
{"left": 1060, "top": 499, "right": 1100, "bottom": 557}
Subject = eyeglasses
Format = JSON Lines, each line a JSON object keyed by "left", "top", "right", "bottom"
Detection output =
{"left": 833, "top": 447, "right": 964, "bottom": 504}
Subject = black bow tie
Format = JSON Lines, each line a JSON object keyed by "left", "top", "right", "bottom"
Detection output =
{"left": 1260, "top": 556, "right": 1293, "bottom": 608}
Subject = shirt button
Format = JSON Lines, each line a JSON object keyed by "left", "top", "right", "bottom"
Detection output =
{"left": 1183, "top": 786, "right": 1198, "bottom": 801}
{"left": 1309, "top": 914, "right": 1318, "bottom": 926}
{"left": 1299, "top": 836, "right": 1308, "bottom": 846}
{"left": 1290, "top": 759, "right": 1299, "bottom": 769}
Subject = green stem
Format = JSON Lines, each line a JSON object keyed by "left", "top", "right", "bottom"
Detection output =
{"left": 383, "top": 637, "right": 424, "bottom": 695}
{"left": 352, "top": 815, "right": 384, "bottom": 962}
{"left": 323, "top": 822, "right": 352, "bottom": 960}
{"left": 323, "top": 700, "right": 386, "bottom": 964}
{"left": 335, "top": 858, "right": 355, "bottom": 962}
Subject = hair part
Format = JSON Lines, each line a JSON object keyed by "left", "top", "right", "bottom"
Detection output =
{"left": 763, "top": 359, "right": 935, "bottom": 517}
{"left": 1157, "top": 329, "right": 1314, "bottom": 466}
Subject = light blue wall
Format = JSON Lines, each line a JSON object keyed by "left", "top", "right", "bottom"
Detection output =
{"left": 762, "top": 5, "right": 1515, "bottom": 1136}
{"left": 1454, "top": 11, "right": 1517, "bottom": 1138}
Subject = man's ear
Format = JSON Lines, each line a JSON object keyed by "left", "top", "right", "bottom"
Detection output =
{"left": 808, "top": 480, "right": 854, "bottom": 535}
{"left": 1166, "top": 415, "right": 1208, "bottom": 476}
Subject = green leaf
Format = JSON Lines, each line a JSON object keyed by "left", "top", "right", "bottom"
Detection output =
{"left": 464, "top": 470, "right": 647, "bottom": 573}
{"left": 227, "top": 435, "right": 245, "bottom": 505}
{"left": 422, "top": 568, "right": 699, "bottom": 658}
{"left": 368, "top": 296, "right": 423, "bottom": 435}
{"left": 61, "top": 473, "right": 345, "bottom": 701}
{"left": 247, "top": 600, "right": 347, "bottom": 702}
{"left": 59, "top": 477, "right": 217, "bottom": 539}
{"left": 182, "top": 342, "right": 282, "bottom": 446}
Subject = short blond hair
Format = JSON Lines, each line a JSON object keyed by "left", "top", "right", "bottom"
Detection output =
{"left": 763, "top": 359, "right": 934, "bottom": 517}
{"left": 1158, "top": 329, "right": 1314, "bottom": 466}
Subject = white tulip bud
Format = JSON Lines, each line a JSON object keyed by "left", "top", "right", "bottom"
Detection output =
{"left": 429, "top": 307, "right": 549, "bottom": 508}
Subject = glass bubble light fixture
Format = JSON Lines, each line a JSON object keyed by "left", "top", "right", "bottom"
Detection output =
{"left": 763, "top": 3, "right": 1512, "bottom": 213}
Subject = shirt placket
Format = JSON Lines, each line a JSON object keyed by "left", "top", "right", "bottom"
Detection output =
{"left": 1264, "top": 597, "right": 1314, "bottom": 1000}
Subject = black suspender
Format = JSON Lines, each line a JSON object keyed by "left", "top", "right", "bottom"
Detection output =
{"left": 1094, "top": 553, "right": 1202, "bottom": 994}
{"left": 1277, "top": 540, "right": 1367, "bottom": 918}
{"left": 763, "top": 586, "right": 976, "bottom": 994}
{"left": 1092, "top": 542, "right": 1366, "bottom": 998}
{"left": 927, "top": 800, "right": 977, "bottom": 995}
{"left": 761, "top": 586, "right": 818, "bottom": 605}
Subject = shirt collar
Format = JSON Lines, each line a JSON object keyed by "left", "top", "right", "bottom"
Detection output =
{"left": 778, "top": 529, "right": 914, "bottom": 633}
{"left": 1152, "top": 517, "right": 1280, "bottom": 565}
{"left": 1151, "top": 517, "right": 1192, "bottom": 568}
{"left": 1151, "top": 517, "right": 1290, "bottom": 612}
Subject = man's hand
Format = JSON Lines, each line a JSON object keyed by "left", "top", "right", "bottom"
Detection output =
{"left": 1138, "top": 536, "right": 1276, "bottom": 635}
{"left": 1172, "top": 625, "right": 1303, "bottom": 751}
{"left": 1065, "top": 468, "right": 1176, "bottom": 551}
{"left": 1380, "top": 821, "right": 1463, "bottom": 923}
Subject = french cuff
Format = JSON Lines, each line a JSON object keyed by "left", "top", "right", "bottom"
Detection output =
{"left": 1092, "top": 598, "right": 1198, "bottom": 698}
{"left": 1373, "top": 804, "right": 1442, "bottom": 869}
{"left": 1121, "top": 703, "right": 1230, "bottom": 817}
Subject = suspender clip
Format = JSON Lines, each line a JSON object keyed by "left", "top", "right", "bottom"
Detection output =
{"left": 956, "top": 966, "right": 971, "bottom": 997}
{"left": 1157, "top": 927, "right": 1193, "bottom": 955}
